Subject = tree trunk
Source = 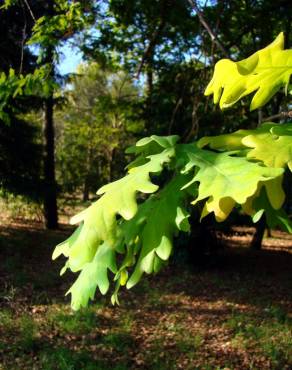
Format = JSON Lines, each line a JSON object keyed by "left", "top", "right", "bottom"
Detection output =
{"left": 82, "top": 177, "right": 90, "bottom": 202}
{"left": 43, "top": 93, "right": 58, "bottom": 229}
{"left": 250, "top": 216, "right": 266, "bottom": 250}
{"left": 42, "top": 2, "right": 58, "bottom": 229}
{"left": 145, "top": 63, "right": 153, "bottom": 132}
{"left": 82, "top": 145, "right": 92, "bottom": 202}
{"left": 106, "top": 147, "right": 115, "bottom": 183}
{"left": 109, "top": 147, "right": 117, "bottom": 182}
{"left": 188, "top": 212, "right": 220, "bottom": 266}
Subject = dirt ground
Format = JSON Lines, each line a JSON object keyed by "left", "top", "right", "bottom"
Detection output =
{"left": 0, "top": 219, "right": 291, "bottom": 370}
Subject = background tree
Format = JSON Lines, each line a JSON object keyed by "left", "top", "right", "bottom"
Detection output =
{"left": 27, "top": 0, "right": 95, "bottom": 228}
{"left": 0, "top": 1, "right": 42, "bottom": 200}
{"left": 1, "top": 0, "right": 291, "bottom": 251}
{"left": 0, "top": 0, "right": 97, "bottom": 228}
{"left": 56, "top": 62, "right": 143, "bottom": 200}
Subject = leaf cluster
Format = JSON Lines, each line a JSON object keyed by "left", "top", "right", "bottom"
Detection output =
{"left": 50, "top": 34, "right": 291, "bottom": 309}
{"left": 54, "top": 117, "right": 292, "bottom": 309}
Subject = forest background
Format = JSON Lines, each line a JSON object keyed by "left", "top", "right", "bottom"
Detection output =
{"left": 0, "top": 1, "right": 292, "bottom": 369}
{"left": 2, "top": 0, "right": 291, "bottom": 231}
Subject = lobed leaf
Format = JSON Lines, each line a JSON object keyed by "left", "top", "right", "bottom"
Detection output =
{"left": 205, "top": 33, "right": 292, "bottom": 110}
{"left": 242, "top": 123, "right": 292, "bottom": 170}
{"left": 52, "top": 138, "right": 178, "bottom": 308}
{"left": 124, "top": 174, "right": 191, "bottom": 290}
{"left": 54, "top": 128, "right": 291, "bottom": 309}
{"left": 67, "top": 242, "right": 117, "bottom": 310}
{"left": 198, "top": 122, "right": 292, "bottom": 171}
{"left": 198, "top": 123, "right": 274, "bottom": 151}
{"left": 249, "top": 188, "right": 292, "bottom": 233}
{"left": 182, "top": 146, "right": 284, "bottom": 221}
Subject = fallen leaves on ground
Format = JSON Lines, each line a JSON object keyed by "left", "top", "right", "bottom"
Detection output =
{"left": 0, "top": 219, "right": 291, "bottom": 369}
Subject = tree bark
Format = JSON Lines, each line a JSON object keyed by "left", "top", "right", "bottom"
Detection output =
{"left": 145, "top": 65, "right": 153, "bottom": 132}
{"left": 250, "top": 216, "right": 266, "bottom": 250}
{"left": 43, "top": 93, "right": 58, "bottom": 229}
{"left": 82, "top": 177, "right": 90, "bottom": 202}
{"left": 188, "top": 212, "right": 220, "bottom": 266}
{"left": 82, "top": 145, "right": 93, "bottom": 202}
{"left": 42, "top": 2, "right": 58, "bottom": 229}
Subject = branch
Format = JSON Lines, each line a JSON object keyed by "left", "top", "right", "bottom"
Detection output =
{"left": 135, "top": 18, "right": 166, "bottom": 78}
{"left": 19, "top": 0, "right": 27, "bottom": 74}
{"left": 262, "top": 110, "right": 292, "bottom": 122}
{"left": 135, "top": 0, "right": 171, "bottom": 78}
{"left": 22, "top": 0, "right": 36, "bottom": 22}
{"left": 183, "top": 96, "right": 200, "bottom": 142}
{"left": 187, "top": 0, "right": 230, "bottom": 58}
{"left": 168, "top": 97, "right": 183, "bottom": 135}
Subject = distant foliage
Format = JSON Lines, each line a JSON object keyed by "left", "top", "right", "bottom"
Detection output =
{"left": 56, "top": 62, "right": 143, "bottom": 196}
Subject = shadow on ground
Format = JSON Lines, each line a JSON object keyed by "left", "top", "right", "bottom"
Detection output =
{"left": 0, "top": 220, "right": 291, "bottom": 369}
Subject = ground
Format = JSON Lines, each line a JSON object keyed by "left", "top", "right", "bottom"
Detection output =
{"left": 0, "top": 219, "right": 291, "bottom": 370}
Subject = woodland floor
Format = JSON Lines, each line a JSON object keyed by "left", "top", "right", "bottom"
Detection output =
{"left": 0, "top": 217, "right": 291, "bottom": 370}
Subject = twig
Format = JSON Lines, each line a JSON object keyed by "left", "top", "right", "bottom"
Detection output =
{"left": 262, "top": 110, "right": 292, "bottom": 122}
{"left": 187, "top": 0, "right": 230, "bottom": 58}
{"left": 23, "top": 0, "right": 36, "bottom": 22}
{"left": 135, "top": 18, "right": 166, "bottom": 78}
{"left": 136, "top": 0, "right": 171, "bottom": 78}
{"left": 19, "top": 0, "right": 27, "bottom": 74}
{"left": 168, "top": 97, "right": 183, "bottom": 135}
{"left": 183, "top": 96, "right": 200, "bottom": 142}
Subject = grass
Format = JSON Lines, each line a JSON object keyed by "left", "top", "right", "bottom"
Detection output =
{"left": 0, "top": 218, "right": 291, "bottom": 369}
{"left": 0, "top": 311, "right": 38, "bottom": 354}
{"left": 176, "top": 334, "right": 204, "bottom": 353}
{"left": 226, "top": 308, "right": 292, "bottom": 367}
{"left": 48, "top": 307, "right": 102, "bottom": 335}
{"left": 39, "top": 347, "right": 129, "bottom": 370}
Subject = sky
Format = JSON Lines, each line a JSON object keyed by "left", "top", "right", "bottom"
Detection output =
{"left": 56, "top": 0, "right": 213, "bottom": 76}
{"left": 57, "top": 43, "right": 83, "bottom": 75}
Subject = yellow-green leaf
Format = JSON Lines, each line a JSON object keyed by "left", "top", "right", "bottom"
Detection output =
{"left": 242, "top": 123, "right": 292, "bottom": 170}
{"left": 205, "top": 33, "right": 292, "bottom": 110}
{"left": 53, "top": 148, "right": 175, "bottom": 275}
{"left": 182, "top": 147, "right": 284, "bottom": 221}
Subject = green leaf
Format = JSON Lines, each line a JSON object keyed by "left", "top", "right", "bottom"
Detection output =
{"left": 52, "top": 223, "right": 83, "bottom": 260}
{"left": 0, "top": 0, "right": 17, "bottom": 9}
{"left": 182, "top": 146, "right": 284, "bottom": 221}
{"left": 270, "top": 124, "right": 292, "bottom": 136}
{"left": 242, "top": 123, "right": 292, "bottom": 170}
{"left": 131, "top": 135, "right": 180, "bottom": 152}
{"left": 252, "top": 189, "right": 292, "bottom": 233}
{"left": 198, "top": 122, "right": 292, "bottom": 171}
{"left": 53, "top": 148, "right": 175, "bottom": 274}
{"left": 198, "top": 123, "right": 274, "bottom": 151}
{"left": 205, "top": 33, "right": 292, "bottom": 110}
{"left": 126, "top": 135, "right": 179, "bottom": 170}
{"left": 120, "top": 174, "right": 191, "bottom": 289}
{"left": 66, "top": 243, "right": 117, "bottom": 310}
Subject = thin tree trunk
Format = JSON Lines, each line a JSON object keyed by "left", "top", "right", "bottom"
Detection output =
{"left": 82, "top": 145, "right": 92, "bottom": 201}
{"left": 109, "top": 147, "right": 117, "bottom": 182}
{"left": 251, "top": 216, "right": 266, "bottom": 250}
{"left": 145, "top": 66, "right": 153, "bottom": 132}
{"left": 43, "top": 93, "right": 58, "bottom": 229}
{"left": 188, "top": 211, "right": 220, "bottom": 266}
{"left": 42, "top": 2, "right": 58, "bottom": 229}
{"left": 106, "top": 147, "right": 115, "bottom": 183}
{"left": 82, "top": 177, "right": 90, "bottom": 201}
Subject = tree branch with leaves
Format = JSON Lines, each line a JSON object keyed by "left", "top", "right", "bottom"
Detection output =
{"left": 53, "top": 33, "right": 292, "bottom": 310}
